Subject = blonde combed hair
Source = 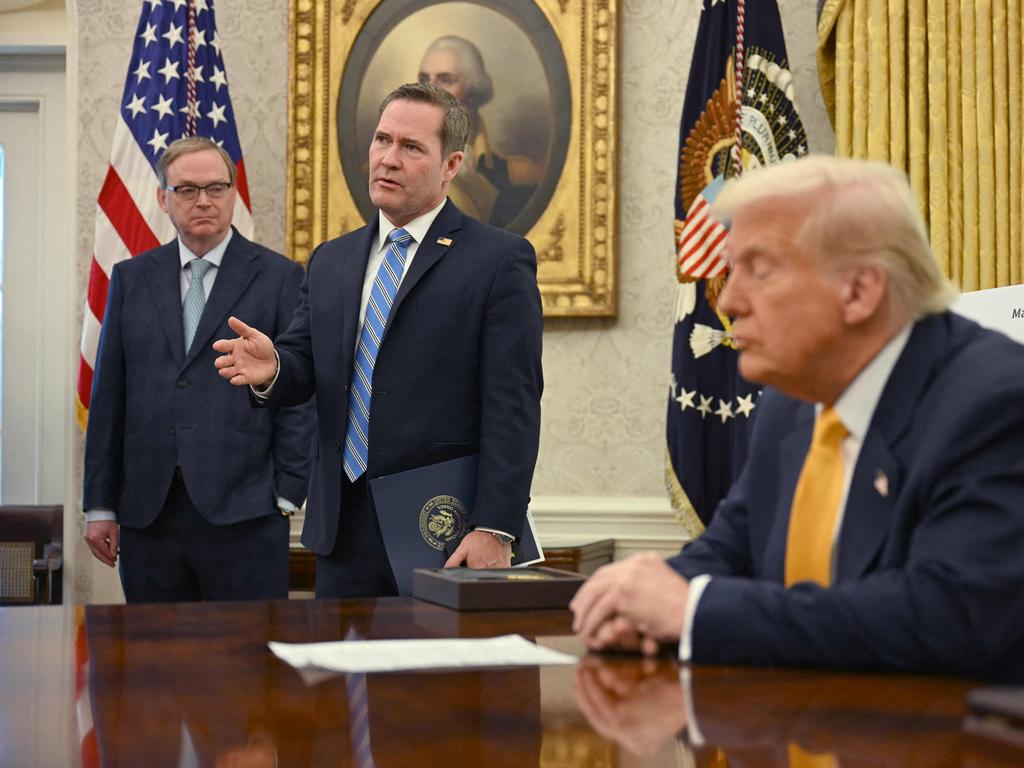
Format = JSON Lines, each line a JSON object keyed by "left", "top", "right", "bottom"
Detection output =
{"left": 714, "top": 155, "right": 954, "bottom": 319}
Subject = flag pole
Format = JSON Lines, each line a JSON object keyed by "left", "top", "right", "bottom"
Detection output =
{"left": 185, "top": 0, "right": 198, "bottom": 136}
{"left": 731, "top": 0, "right": 746, "bottom": 178}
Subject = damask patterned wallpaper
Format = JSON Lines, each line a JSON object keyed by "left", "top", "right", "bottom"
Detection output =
{"left": 74, "top": 0, "right": 833, "bottom": 504}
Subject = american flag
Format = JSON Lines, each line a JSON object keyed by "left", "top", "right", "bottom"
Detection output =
{"left": 666, "top": 0, "right": 807, "bottom": 530}
{"left": 676, "top": 175, "right": 728, "bottom": 280}
{"left": 76, "top": 0, "right": 253, "bottom": 428}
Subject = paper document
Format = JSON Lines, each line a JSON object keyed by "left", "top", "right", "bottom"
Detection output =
{"left": 269, "top": 633, "right": 577, "bottom": 674}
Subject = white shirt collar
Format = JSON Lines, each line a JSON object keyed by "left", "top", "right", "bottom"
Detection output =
{"left": 177, "top": 228, "right": 233, "bottom": 269}
{"left": 831, "top": 323, "right": 913, "bottom": 440}
{"left": 376, "top": 198, "right": 448, "bottom": 253}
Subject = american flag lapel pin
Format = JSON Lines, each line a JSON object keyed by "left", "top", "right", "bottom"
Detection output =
{"left": 436, "top": 236, "right": 453, "bottom": 246}
{"left": 873, "top": 469, "right": 889, "bottom": 498}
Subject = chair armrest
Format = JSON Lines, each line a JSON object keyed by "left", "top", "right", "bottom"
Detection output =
{"left": 32, "top": 543, "right": 63, "bottom": 576}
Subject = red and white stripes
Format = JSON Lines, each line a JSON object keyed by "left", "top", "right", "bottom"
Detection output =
{"left": 677, "top": 193, "right": 729, "bottom": 280}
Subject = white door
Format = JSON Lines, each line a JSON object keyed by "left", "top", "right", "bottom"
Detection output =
{"left": 0, "top": 104, "right": 44, "bottom": 501}
{"left": 0, "top": 76, "right": 67, "bottom": 505}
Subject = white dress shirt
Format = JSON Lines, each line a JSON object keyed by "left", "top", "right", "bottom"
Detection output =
{"left": 355, "top": 200, "right": 448, "bottom": 349}
{"left": 679, "top": 324, "right": 913, "bottom": 661}
{"left": 177, "top": 228, "right": 231, "bottom": 299}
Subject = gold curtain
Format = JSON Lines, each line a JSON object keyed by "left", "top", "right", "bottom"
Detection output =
{"left": 818, "top": 0, "right": 1023, "bottom": 291}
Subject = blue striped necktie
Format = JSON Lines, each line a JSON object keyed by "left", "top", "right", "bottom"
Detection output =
{"left": 343, "top": 228, "right": 413, "bottom": 481}
{"left": 183, "top": 257, "right": 212, "bottom": 352}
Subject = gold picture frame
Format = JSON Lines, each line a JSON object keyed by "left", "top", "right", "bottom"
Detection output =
{"left": 286, "top": 0, "right": 618, "bottom": 316}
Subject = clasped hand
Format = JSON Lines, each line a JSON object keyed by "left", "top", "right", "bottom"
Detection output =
{"left": 570, "top": 552, "right": 690, "bottom": 656}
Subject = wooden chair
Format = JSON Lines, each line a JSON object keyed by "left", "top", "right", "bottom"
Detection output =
{"left": 0, "top": 505, "right": 63, "bottom": 605}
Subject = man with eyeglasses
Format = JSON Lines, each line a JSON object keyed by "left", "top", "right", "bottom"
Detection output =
{"left": 83, "top": 136, "right": 314, "bottom": 603}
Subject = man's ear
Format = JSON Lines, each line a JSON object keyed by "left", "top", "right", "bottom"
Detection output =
{"left": 841, "top": 263, "right": 888, "bottom": 325}
{"left": 156, "top": 186, "right": 168, "bottom": 214}
{"left": 442, "top": 150, "right": 464, "bottom": 183}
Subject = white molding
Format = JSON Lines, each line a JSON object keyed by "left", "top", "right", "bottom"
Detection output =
{"left": 529, "top": 495, "right": 692, "bottom": 559}
{"left": 290, "top": 495, "right": 694, "bottom": 560}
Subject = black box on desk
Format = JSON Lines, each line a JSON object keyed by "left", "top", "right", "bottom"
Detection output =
{"left": 412, "top": 567, "right": 586, "bottom": 611}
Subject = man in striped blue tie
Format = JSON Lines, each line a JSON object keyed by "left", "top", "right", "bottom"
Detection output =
{"left": 214, "top": 83, "right": 543, "bottom": 598}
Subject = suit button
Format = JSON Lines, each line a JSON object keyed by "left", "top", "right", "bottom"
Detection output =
{"left": 170, "top": 427, "right": 176, "bottom": 435}
{"left": 177, "top": 379, "right": 187, "bottom": 388}
{"left": 334, "top": 441, "right": 343, "bottom": 453}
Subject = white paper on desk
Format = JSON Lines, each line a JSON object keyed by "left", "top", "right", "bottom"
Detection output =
{"left": 268, "top": 633, "right": 576, "bottom": 674}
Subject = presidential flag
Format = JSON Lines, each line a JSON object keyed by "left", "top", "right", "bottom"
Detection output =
{"left": 76, "top": 0, "right": 253, "bottom": 428}
{"left": 666, "top": 0, "right": 807, "bottom": 529}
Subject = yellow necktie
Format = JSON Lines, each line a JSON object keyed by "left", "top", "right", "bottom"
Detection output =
{"left": 785, "top": 406, "right": 848, "bottom": 587}
{"left": 788, "top": 743, "right": 838, "bottom": 768}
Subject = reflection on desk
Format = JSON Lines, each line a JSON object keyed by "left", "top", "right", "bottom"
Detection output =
{"left": 572, "top": 656, "right": 1024, "bottom": 768}
{"left": 1, "top": 599, "right": 1021, "bottom": 767}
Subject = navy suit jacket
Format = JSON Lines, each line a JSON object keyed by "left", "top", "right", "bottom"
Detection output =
{"left": 669, "top": 311, "right": 1024, "bottom": 681}
{"left": 84, "top": 230, "right": 314, "bottom": 528}
{"left": 263, "top": 200, "right": 543, "bottom": 555}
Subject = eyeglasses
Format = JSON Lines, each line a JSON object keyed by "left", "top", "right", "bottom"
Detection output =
{"left": 164, "top": 181, "right": 232, "bottom": 201}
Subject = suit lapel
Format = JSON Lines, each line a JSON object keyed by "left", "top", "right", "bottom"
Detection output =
{"left": 386, "top": 201, "right": 463, "bottom": 336}
{"left": 835, "top": 431, "right": 900, "bottom": 580}
{"left": 339, "top": 221, "right": 380, "bottom": 378}
{"left": 183, "top": 230, "right": 258, "bottom": 368}
{"left": 145, "top": 241, "right": 187, "bottom": 367}
{"left": 834, "top": 313, "right": 953, "bottom": 580}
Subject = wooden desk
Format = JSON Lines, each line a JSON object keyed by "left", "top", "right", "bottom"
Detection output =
{"left": 1, "top": 600, "right": 1020, "bottom": 767}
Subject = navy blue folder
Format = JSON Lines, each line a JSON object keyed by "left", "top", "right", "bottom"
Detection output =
{"left": 369, "top": 455, "right": 543, "bottom": 596}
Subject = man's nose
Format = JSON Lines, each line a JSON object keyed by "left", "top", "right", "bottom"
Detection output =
{"left": 380, "top": 144, "right": 400, "bottom": 167}
{"left": 717, "top": 272, "right": 740, "bottom": 315}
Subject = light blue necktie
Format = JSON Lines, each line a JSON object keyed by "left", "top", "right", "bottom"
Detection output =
{"left": 343, "top": 228, "right": 412, "bottom": 481}
{"left": 183, "top": 257, "right": 212, "bottom": 353}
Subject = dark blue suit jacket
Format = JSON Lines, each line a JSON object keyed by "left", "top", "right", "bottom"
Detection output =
{"left": 84, "top": 230, "right": 314, "bottom": 528}
{"left": 669, "top": 311, "right": 1024, "bottom": 681}
{"left": 263, "top": 201, "right": 543, "bottom": 555}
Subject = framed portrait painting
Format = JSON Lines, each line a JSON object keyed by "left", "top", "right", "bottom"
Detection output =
{"left": 287, "top": 0, "right": 618, "bottom": 316}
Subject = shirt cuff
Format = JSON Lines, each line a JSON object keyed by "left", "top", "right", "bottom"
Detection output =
{"left": 678, "top": 574, "right": 711, "bottom": 662}
{"left": 473, "top": 526, "right": 516, "bottom": 541}
{"left": 250, "top": 349, "right": 281, "bottom": 400}
{"left": 276, "top": 497, "right": 299, "bottom": 513}
{"left": 679, "top": 666, "right": 706, "bottom": 746}
{"left": 85, "top": 509, "right": 117, "bottom": 523}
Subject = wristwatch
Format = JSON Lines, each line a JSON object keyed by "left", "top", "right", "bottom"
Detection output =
{"left": 486, "top": 530, "right": 515, "bottom": 545}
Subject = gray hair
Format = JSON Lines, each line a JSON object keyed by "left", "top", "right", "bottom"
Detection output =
{"left": 156, "top": 136, "right": 236, "bottom": 187}
{"left": 377, "top": 82, "right": 471, "bottom": 158}
{"left": 420, "top": 35, "right": 494, "bottom": 108}
{"left": 713, "top": 155, "right": 954, "bottom": 318}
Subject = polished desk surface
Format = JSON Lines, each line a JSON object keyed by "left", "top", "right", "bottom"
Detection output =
{"left": 1, "top": 598, "right": 1020, "bottom": 767}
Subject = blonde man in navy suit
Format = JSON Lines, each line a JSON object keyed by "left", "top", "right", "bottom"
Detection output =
{"left": 84, "top": 137, "right": 314, "bottom": 602}
{"left": 572, "top": 156, "right": 1024, "bottom": 681}
{"left": 214, "top": 84, "right": 543, "bottom": 598}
